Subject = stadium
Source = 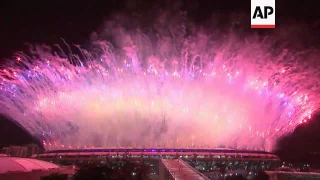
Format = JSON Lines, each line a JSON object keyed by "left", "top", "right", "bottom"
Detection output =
{"left": 35, "top": 148, "right": 280, "bottom": 179}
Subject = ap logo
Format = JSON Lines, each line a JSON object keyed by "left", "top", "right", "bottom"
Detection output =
{"left": 251, "top": 0, "right": 275, "bottom": 28}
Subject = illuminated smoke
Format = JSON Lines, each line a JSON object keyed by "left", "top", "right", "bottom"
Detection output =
{"left": 0, "top": 12, "right": 319, "bottom": 151}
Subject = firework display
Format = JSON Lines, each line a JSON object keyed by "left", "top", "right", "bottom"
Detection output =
{"left": 0, "top": 13, "right": 318, "bottom": 151}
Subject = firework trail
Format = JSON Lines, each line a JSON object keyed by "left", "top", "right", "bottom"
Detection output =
{"left": 0, "top": 12, "right": 319, "bottom": 151}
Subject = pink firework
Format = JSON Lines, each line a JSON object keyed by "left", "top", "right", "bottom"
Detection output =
{"left": 0, "top": 13, "right": 319, "bottom": 151}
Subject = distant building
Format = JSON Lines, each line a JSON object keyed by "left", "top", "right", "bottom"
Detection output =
{"left": 26, "top": 144, "right": 41, "bottom": 157}
{"left": 1, "top": 147, "right": 10, "bottom": 155}
{"left": 2, "top": 146, "right": 25, "bottom": 157}
{"left": 0, "top": 144, "right": 42, "bottom": 157}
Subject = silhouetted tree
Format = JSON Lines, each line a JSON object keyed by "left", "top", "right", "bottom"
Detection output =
{"left": 215, "top": 163, "right": 227, "bottom": 180}
{"left": 41, "top": 173, "right": 68, "bottom": 180}
{"left": 225, "top": 174, "right": 246, "bottom": 180}
{"left": 72, "top": 160, "right": 151, "bottom": 180}
{"left": 59, "top": 159, "right": 72, "bottom": 166}
{"left": 73, "top": 164, "right": 115, "bottom": 180}
{"left": 275, "top": 112, "right": 320, "bottom": 167}
{"left": 252, "top": 171, "right": 269, "bottom": 180}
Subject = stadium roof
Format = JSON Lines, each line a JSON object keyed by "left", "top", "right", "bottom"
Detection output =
{"left": 37, "top": 148, "right": 280, "bottom": 162}
{"left": 44, "top": 148, "right": 272, "bottom": 154}
{"left": 0, "top": 157, "right": 60, "bottom": 174}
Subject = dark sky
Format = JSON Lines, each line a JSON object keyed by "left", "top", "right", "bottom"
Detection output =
{"left": 1, "top": 0, "right": 320, "bottom": 164}
{"left": 0, "top": 0, "right": 318, "bottom": 58}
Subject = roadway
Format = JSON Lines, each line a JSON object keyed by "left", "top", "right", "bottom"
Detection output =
{"left": 161, "top": 159, "right": 209, "bottom": 180}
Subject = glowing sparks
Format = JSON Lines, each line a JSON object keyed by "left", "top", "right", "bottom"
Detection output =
{"left": 0, "top": 14, "right": 319, "bottom": 152}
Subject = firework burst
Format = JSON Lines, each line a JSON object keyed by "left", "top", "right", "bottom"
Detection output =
{"left": 0, "top": 12, "right": 319, "bottom": 151}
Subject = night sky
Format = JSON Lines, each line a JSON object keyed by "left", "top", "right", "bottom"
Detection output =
{"left": 1, "top": 0, "right": 320, "bottom": 164}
